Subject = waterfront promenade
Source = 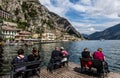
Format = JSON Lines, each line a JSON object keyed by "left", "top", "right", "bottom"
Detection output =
{"left": 1, "top": 62, "right": 120, "bottom": 78}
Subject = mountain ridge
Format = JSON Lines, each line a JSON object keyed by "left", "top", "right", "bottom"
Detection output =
{"left": 89, "top": 23, "right": 120, "bottom": 40}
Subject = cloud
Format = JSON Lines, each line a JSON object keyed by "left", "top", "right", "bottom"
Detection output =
{"left": 39, "top": 0, "right": 120, "bottom": 34}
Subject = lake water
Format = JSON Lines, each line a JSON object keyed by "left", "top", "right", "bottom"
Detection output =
{"left": 1, "top": 40, "right": 120, "bottom": 75}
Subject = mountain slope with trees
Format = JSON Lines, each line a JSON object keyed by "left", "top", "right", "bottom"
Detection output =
{"left": 89, "top": 24, "right": 120, "bottom": 40}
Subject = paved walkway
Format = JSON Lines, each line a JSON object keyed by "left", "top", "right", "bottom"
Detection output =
{"left": 1, "top": 62, "right": 120, "bottom": 78}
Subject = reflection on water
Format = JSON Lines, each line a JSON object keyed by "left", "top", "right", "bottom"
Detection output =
{"left": 2, "top": 40, "right": 120, "bottom": 75}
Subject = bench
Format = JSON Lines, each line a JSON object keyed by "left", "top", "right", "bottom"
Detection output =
{"left": 10, "top": 60, "right": 42, "bottom": 78}
{"left": 47, "top": 55, "right": 70, "bottom": 73}
{"left": 79, "top": 58, "right": 108, "bottom": 77}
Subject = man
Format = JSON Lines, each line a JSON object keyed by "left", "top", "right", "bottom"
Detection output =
{"left": 51, "top": 47, "right": 62, "bottom": 61}
{"left": 50, "top": 47, "right": 62, "bottom": 68}
{"left": 27, "top": 47, "right": 40, "bottom": 77}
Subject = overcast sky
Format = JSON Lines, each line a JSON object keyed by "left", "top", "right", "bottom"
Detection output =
{"left": 39, "top": 0, "right": 120, "bottom": 34}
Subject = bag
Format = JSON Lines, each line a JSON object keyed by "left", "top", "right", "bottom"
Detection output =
{"left": 61, "top": 58, "right": 67, "bottom": 62}
{"left": 15, "top": 66, "right": 26, "bottom": 72}
{"left": 12, "top": 55, "right": 27, "bottom": 72}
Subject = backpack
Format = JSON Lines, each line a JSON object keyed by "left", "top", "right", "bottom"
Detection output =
{"left": 12, "top": 55, "right": 27, "bottom": 72}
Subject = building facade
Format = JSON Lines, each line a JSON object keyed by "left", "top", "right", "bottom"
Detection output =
{"left": 15, "top": 31, "right": 32, "bottom": 41}
{"left": 1, "top": 21, "right": 20, "bottom": 40}
{"left": 42, "top": 32, "right": 56, "bottom": 40}
{"left": 0, "top": 10, "right": 12, "bottom": 19}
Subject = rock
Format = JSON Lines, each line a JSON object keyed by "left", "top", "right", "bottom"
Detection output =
{"left": 0, "top": 0, "right": 84, "bottom": 40}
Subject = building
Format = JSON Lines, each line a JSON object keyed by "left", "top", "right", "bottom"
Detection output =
{"left": 42, "top": 32, "right": 56, "bottom": 40}
{"left": 1, "top": 21, "right": 21, "bottom": 40}
{"left": 2, "top": 26, "right": 21, "bottom": 40}
{"left": 0, "top": 10, "right": 12, "bottom": 19}
{"left": 15, "top": 31, "right": 32, "bottom": 41}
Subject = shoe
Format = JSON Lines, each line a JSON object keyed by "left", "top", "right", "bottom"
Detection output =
{"left": 107, "top": 70, "right": 110, "bottom": 73}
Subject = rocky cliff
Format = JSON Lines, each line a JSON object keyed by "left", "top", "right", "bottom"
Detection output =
{"left": 89, "top": 24, "right": 120, "bottom": 40}
{"left": 0, "top": 0, "right": 83, "bottom": 40}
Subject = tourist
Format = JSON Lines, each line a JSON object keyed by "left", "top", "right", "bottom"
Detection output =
{"left": 93, "top": 48, "right": 110, "bottom": 73}
{"left": 12, "top": 49, "right": 28, "bottom": 78}
{"left": 60, "top": 47, "right": 69, "bottom": 66}
{"left": 27, "top": 47, "right": 41, "bottom": 76}
{"left": 28, "top": 47, "right": 40, "bottom": 61}
{"left": 81, "top": 48, "right": 92, "bottom": 69}
{"left": 51, "top": 47, "right": 62, "bottom": 62}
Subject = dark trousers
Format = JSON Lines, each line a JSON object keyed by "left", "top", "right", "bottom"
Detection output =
{"left": 92, "top": 60, "right": 109, "bottom": 73}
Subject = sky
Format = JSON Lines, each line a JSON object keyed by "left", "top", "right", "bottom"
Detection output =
{"left": 39, "top": 0, "right": 120, "bottom": 34}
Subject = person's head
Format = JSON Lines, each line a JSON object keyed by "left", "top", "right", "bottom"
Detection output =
{"left": 17, "top": 49, "right": 24, "bottom": 55}
{"left": 55, "top": 47, "right": 59, "bottom": 51}
{"left": 32, "top": 47, "right": 39, "bottom": 56}
{"left": 84, "top": 48, "right": 88, "bottom": 52}
{"left": 97, "top": 48, "right": 102, "bottom": 52}
{"left": 60, "top": 47, "right": 64, "bottom": 51}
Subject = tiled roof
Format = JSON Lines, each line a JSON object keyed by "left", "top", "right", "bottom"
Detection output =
{"left": 2, "top": 26, "right": 21, "bottom": 31}
{"left": 19, "top": 31, "right": 32, "bottom": 35}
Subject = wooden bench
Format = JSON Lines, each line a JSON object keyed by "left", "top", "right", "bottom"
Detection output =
{"left": 10, "top": 60, "right": 42, "bottom": 78}
{"left": 47, "top": 55, "right": 70, "bottom": 73}
{"left": 79, "top": 58, "right": 108, "bottom": 77}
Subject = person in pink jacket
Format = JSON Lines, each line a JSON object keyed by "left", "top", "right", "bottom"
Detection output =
{"left": 93, "top": 48, "right": 110, "bottom": 73}
{"left": 93, "top": 48, "right": 105, "bottom": 61}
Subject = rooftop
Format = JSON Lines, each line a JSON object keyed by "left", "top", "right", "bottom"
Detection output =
{"left": 2, "top": 26, "right": 21, "bottom": 31}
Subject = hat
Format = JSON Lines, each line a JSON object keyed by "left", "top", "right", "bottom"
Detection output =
{"left": 60, "top": 47, "right": 64, "bottom": 50}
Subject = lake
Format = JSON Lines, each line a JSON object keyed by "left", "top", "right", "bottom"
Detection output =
{"left": 1, "top": 40, "right": 120, "bottom": 75}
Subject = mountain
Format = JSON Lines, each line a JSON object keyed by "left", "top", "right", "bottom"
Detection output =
{"left": 0, "top": 0, "right": 83, "bottom": 40}
{"left": 81, "top": 34, "right": 89, "bottom": 39}
{"left": 89, "top": 24, "right": 120, "bottom": 40}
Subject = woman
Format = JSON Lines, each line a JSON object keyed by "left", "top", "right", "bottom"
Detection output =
{"left": 81, "top": 48, "right": 92, "bottom": 69}
{"left": 60, "top": 47, "right": 69, "bottom": 66}
{"left": 12, "top": 49, "right": 28, "bottom": 78}
{"left": 93, "top": 48, "right": 110, "bottom": 73}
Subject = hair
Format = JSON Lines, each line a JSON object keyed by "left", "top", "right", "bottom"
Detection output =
{"left": 97, "top": 48, "right": 102, "bottom": 52}
{"left": 55, "top": 47, "right": 59, "bottom": 50}
{"left": 32, "top": 47, "right": 39, "bottom": 54}
{"left": 84, "top": 48, "right": 88, "bottom": 51}
{"left": 17, "top": 49, "right": 24, "bottom": 55}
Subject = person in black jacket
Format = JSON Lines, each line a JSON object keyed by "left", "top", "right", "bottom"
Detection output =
{"left": 12, "top": 49, "right": 28, "bottom": 78}
{"left": 51, "top": 47, "right": 62, "bottom": 63}
{"left": 81, "top": 48, "right": 92, "bottom": 69}
{"left": 27, "top": 47, "right": 40, "bottom": 77}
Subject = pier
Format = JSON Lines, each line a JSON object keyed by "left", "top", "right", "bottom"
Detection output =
{"left": 1, "top": 62, "right": 120, "bottom": 78}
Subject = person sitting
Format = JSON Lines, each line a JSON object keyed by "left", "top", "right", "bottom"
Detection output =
{"left": 60, "top": 47, "right": 69, "bottom": 66}
{"left": 93, "top": 48, "right": 110, "bottom": 73}
{"left": 27, "top": 47, "right": 41, "bottom": 76}
{"left": 81, "top": 48, "right": 92, "bottom": 70}
{"left": 12, "top": 49, "right": 28, "bottom": 78}
{"left": 50, "top": 47, "right": 62, "bottom": 68}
